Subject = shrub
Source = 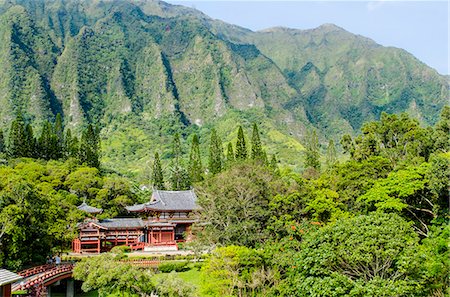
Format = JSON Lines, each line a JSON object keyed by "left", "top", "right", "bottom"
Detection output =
{"left": 158, "top": 261, "right": 189, "bottom": 273}
{"left": 111, "top": 245, "right": 131, "bottom": 254}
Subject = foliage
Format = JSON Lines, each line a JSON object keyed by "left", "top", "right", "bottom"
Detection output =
{"left": 284, "top": 213, "right": 423, "bottom": 297}
{"left": 152, "top": 152, "right": 165, "bottom": 190}
{"left": 158, "top": 261, "right": 190, "bottom": 273}
{"left": 0, "top": 159, "right": 139, "bottom": 269}
{"left": 197, "top": 162, "right": 285, "bottom": 247}
{"left": 201, "top": 245, "right": 275, "bottom": 297}
{"left": 235, "top": 125, "right": 248, "bottom": 161}
{"left": 208, "top": 128, "right": 223, "bottom": 175}
{"left": 73, "top": 253, "right": 155, "bottom": 296}
{"left": 250, "top": 123, "right": 264, "bottom": 162}
{"left": 188, "top": 134, "right": 203, "bottom": 183}
{"left": 304, "top": 129, "right": 320, "bottom": 171}
{"left": 155, "top": 271, "right": 197, "bottom": 297}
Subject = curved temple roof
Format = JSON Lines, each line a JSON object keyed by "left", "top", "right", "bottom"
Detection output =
{"left": 0, "top": 269, "right": 22, "bottom": 286}
{"left": 126, "top": 189, "right": 199, "bottom": 212}
{"left": 77, "top": 202, "right": 103, "bottom": 214}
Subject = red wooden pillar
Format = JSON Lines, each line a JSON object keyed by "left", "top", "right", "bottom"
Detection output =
{"left": 3, "top": 283, "right": 12, "bottom": 297}
{"left": 97, "top": 239, "right": 100, "bottom": 253}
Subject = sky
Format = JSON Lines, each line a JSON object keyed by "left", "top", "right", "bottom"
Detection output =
{"left": 167, "top": 1, "right": 449, "bottom": 75}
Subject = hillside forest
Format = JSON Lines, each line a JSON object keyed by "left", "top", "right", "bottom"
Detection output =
{"left": 0, "top": 107, "right": 448, "bottom": 296}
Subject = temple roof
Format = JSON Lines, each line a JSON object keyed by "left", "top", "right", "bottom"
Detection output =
{"left": 0, "top": 269, "right": 22, "bottom": 286}
{"left": 126, "top": 189, "right": 199, "bottom": 212}
{"left": 95, "top": 218, "right": 144, "bottom": 229}
{"left": 77, "top": 202, "right": 103, "bottom": 214}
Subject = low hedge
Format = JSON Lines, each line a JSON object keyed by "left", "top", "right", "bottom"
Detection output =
{"left": 157, "top": 261, "right": 190, "bottom": 273}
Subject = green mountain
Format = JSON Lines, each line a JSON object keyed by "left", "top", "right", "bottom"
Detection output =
{"left": 0, "top": 0, "right": 447, "bottom": 177}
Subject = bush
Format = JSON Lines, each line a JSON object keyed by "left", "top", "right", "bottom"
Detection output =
{"left": 111, "top": 245, "right": 131, "bottom": 254}
{"left": 158, "top": 261, "right": 189, "bottom": 273}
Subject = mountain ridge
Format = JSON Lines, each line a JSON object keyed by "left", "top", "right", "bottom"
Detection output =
{"left": 0, "top": 0, "right": 447, "bottom": 177}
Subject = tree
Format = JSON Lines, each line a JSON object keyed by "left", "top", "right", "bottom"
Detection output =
{"left": 0, "top": 130, "right": 4, "bottom": 154}
{"left": 304, "top": 129, "right": 320, "bottom": 170}
{"left": 188, "top": 134, "right": 203, "bottom": 183}
{"left": 197, "top": 163, "right": 284, "bottom": 247}
{"left": 38, "top": 121, "right": 58, "bottom": 160}
{"left": 169, "top": 133, "right": 190, "bottom": 190}
{"left": 358, "top": 163, "right": 438, "bottom": 236}
{"left": 8, "top": 113, "right": 25, "bottom": 158}
{"left": 325, "top": 139, "right": 337, "bottom": 169}
{"left": 208, "top": 128, "right": 223, "bottom": 175}
{"left": 251, "top": 123, "right": 264, "bottom": 162}
{"left": 64, "top": 129, "right": 79, "bottom": 159}
{"left": 73, "top": 253, "right": 155, "bottom": 296}
{"left": 235, "top": 125, "right": 247, "bottom": 161}
{"left": 433, "top": 106, "right": 450, "bottom": 153}
{"left": 54, "top": 113, "right": 64, "bottom": 158}
{"left": 152, "top": 152, "right": 165, "bottom": 190}
{"left": 156, "top": 271, "right": 196, "bottom": 297}
{"left": 23, "top": 124, "right": 36, "bottom": 158}
{"left": 79, "top": 124, "right": 100, "bottom": 168}
{"left": 201, "top": 246, "right": 274, "bottom": 297}
{"left": 269, "top": 154, "right": 279, "bottom": 174}
{"left": 225, "top": 142, "right": 235, "bottom": 167}
{"left": 287, "top": 213, "right": 422, "bottom": 297}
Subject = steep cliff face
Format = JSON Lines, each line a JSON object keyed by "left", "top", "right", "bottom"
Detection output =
{"left": 0, "top": 0, "right": 447, "bottom": 176}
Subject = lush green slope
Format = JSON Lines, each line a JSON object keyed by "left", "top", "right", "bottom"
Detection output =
{"left": 0, "top": 0, "right": 447, "bottom": 177}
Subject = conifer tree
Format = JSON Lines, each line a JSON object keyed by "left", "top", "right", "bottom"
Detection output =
{"left": 152, "top": 152, "right": 165, "bottom": 190}
{"left": 188, "top": 134, "right": 203, "bottom": 183}
{"left": 8, "top": 113, "right": 25, "bottom": 158}
{"left": 38, "top": 121, "right": 58, "bottom": 160}
{"left": 304, "top": 129, "right": 321, "bottom": 170}
{"left": 270, "top": 154, "right": 279, "bottom": 174}
{"left": 326, "top": 139, "right": 337, "bottom": 169}
{"left": 169, "top": 133, "right": 190, "bottom": 190}
{"left": 23, "top": 123, "right": 36, "bottom": 158}
{"left": 64, "top": 129, "right": 79, "bottom": 159}
{"left": 54, "top": 113, "right": 64, "bottom": 157}
{"left": 262, "top": 149, "right": 269, "bottom": 167}
{"left": 251, "top": 123, "right": 264, "bottom": 162}
{"left": 226, "top": 142, "right": 235, "bottom": 167}
{"left": 0, "top": 130, "right": 4, "bottom": 154}
{"left": 208, "top": 129, "right": 223, "bottom": 174}
{"left": 79, "top": 124, "right": 100, "bottom": 168}
{"left": 172, "top": 133, "right": 182, "bottom": 165}
{"left": 235, "top": 125, "right": 247, "bottom": 161}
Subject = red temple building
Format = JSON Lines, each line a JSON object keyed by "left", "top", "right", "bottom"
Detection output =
{"left": 72, "top": 190, "right": 199, "bottom": 253}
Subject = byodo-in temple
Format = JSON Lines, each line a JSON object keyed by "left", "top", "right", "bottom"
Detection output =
{"left": 72, "top": 189, "right": 200, "bottom": 253}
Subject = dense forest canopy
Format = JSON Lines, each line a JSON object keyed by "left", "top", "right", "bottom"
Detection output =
{"left": 0, "top": 107, "right": 448, "bottom": 296}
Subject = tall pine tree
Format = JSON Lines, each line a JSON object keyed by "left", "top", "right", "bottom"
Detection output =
{"left": 169, "top": 133, "right": 190, "bottom": 190}
{"left": 250, "top": 123, "right": 264, "bottom": 162}
{"left": 235, "top": 125, "right": 247, "bottom": 161}
{"left": 152, "top": 152, "right": 165, "bottom": 190}
{"left": 79, "top": 124, "right": 100, "bottom": 168}
{"left": 23, "top": 123, "right": 36, "bottom": 158}
{"left": 208, "top": 128, "right": 223, "bottom": 175}
{"left": 64, "top": 129, "right": 79, "bottom": 159}
{"left": 304, "top": 129, "right": 321, "bottom": 170}
{"left": 8, "top": 113, "right": 25, "bottom": 158}
{"left": 0, "top": 130, "right": 4, "bottom": 154}
{"left": 326, "top": 139, "right": 337, "bottom": 169}
{"left": 54, "top": 113, "right": 64, "bottom": 158}
{"left": 188, "top": 134, "right": 203, "bottom": 183}
{"left": 270, "top": 154, "right": 279, "bottom": 174}
{"left": 38, "top": 121, "right": 58, "bottom": 160}
{"left": 226, "top": 142, "right": 235, "bottom": 167}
